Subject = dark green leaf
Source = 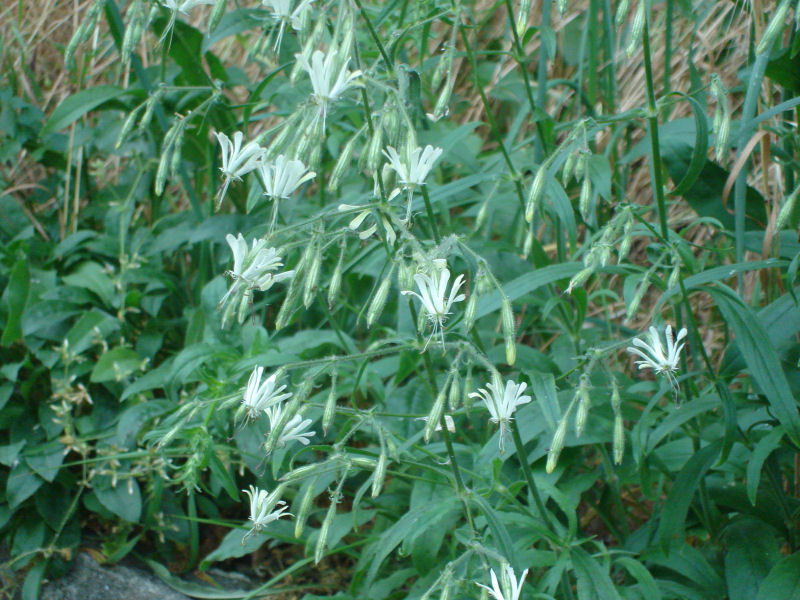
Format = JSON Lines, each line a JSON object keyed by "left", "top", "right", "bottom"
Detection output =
{"left": 1, "top": 260, "right": 30, "bottom": 346}
{"left": 41, "top": 86, "right": 126, "bottom": 135}
{"left": 756, "top": 552, "right": 800, "bottom": 600}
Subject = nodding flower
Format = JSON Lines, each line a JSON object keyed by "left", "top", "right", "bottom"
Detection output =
{"left": 401, "top": 267, "right": 466, "bottom": 351}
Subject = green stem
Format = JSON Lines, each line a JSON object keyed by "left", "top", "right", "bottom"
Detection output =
{"left": 420, "top": 185, "right": 441, "bottom": 244}
{"left": 641, "top": 16, "right": 669, "bottom": 240}
{"left": 353, "top": 0, "right": 393, "bottom": 74}
{"left": 510, "top": 420, "right": 556, "bottom": 532}
{"left": 459, "top": 24, "right": 527, "bottom": 211}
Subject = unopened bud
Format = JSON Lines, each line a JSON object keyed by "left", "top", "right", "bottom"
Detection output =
{"left": 525, "top": 165, "right": 547, "bottom": 223}
{"left": 464, "top": 289, "right": 478, "bottom": 333}
{"left": 523, "top": 227, "right": 534, "bottom": 259}
{"left": 715, "top": 112, "right": 730, "bottom": 162}
{"left": 618, "top": 218, "right": 634, "bottom": 262}
{"left": 757, "top": 0, "right": 791, "bottom": 55}
{"left": 370, "top": 452, "right": 388, "bottom": 498}
{"left": 579, "top": 176, "right": 592, "bottom": 220}
{"left": 575, "top": 379, "right": 590, "bottom": 437}
{"left": 546, "top": 416, "right": 568, "bottom": 473}
{"left": 615, "top": 0, "right": 630, "bottom": 26}
{"left": 367, "top": 272, "right": 393, "bottom": 328}
{"left": 329, "top": 135, "right": 358, "bottom": 191}
{"left": 625, "top": 0, "right": 645, "bottom": 58}
{"left": 315, "top": 500, "right": 337, "bottom": 563}
{"left": 448, "top": 371, "right": 460, "bottom": 411}
{"left": 294, "top": 481, "right": 317, "bottom": 537}
{"left": 116, "top": 106, "right": 142, "bottom": 149}
{"left": 626, "top": 271, "right": 651, "bottom": 321}
{"left": 501, "top": 297, "right": 516, "bottom": 365}
{"left": 613, "top": 413, "right": 625, "bottom": 464}
{"left": 208, "top": 0, "right": 227, "bottom": 33}
{"left": 776, "top": 185, "right": 799, "bottom": 232}
{"left": 322, "top": 373, "right": 337, "bottom": 435}
{"left": 562, "top": 151, "right": 576, "bottom": 185}
{"left": 475, "top": 198, "right": 490, "bottom": 231}
{"left": 303, "top": 242, "right": 322, "bottom": 308}
{"left": 611, "top": 379, "right": 621, "bottom": 414}
{"left": 425, "top": 385, "right": 447, "bottom": 443}
{"left": 463, "top": 365, "right": 473, "bottom": 414}
{"left": 328, "top": 243, "right": 345, "bottom": 307}
{"left": 516, "top": 0, "right": 532, "bottom": 36}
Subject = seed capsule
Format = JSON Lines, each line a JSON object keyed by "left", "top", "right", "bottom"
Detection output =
{"left": 425, "top": 385, "right": 447, "bottom": 443}
{"left": 625, "top": 0, "right": 645, "bottom": 58}
{"left": 315, "top": 500, "right": 337, "bottom": 563}
{"left": 367, "top": 272, "right": 393, "bottom": 328}
{"left": 525, "top": 165, "right": 547, "bottom": 223}
{"left": 613, "top": 413, "right": 625, "bottom": 464}
{"left": 322, "top": 373, "right": 338, "bottom": 435}
{"left": 546, "top": 416, "right": 568, "bottom": 473}
{"left": 294, "top": 481, "right": 317, "bottom": 538}
{"left": 371, "top": 452, "right": 388, "bottom": 498}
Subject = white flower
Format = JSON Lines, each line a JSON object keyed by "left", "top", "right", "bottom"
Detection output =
{"left": 257, "top": 155, "right": 316, "bottom": 200}
{"left": 476, "top": 564, "right": 529, "bottom": 600}
{"left": 401, "top": 268, "right": 466, "bottom": 350}
{"left": 215, "top": 132, "right": 265, "bottom": 207}
{"left": 383, "top": 145, "right": 443, "bottom": 188}
{"left": 219, "top": 233, "right": 295, "bottom": 326}
{"left": 469, "top": 380, "right": 531, "bottom": 452}
{"left": 242, "top": 485, "right": 291, "bottom": 539}
{"left": 627, "top": 325, "right": 687, "bottom": 376}
{"left": 296, "top": 49, "right": 361, "bottom": 126}
{"left": 160, "top": 0, "right": 214, "bottom": 15}
{"left": 265, "top": 403, "right": 315, "bottom": 448}
{"left": 241, "top": 366, "right": 292, "bottom": 421}
{"left": 263, "top": 0, "right": 313, "bottom": 48}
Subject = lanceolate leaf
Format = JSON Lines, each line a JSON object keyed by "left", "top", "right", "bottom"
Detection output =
{"left": 710, "top": 286, "right": 800, "bottom": 447}
{"left": 756, "top": 552, "right": 800, "bottom": 600}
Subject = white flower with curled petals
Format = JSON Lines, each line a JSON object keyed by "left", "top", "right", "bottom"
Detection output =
{"left": 383, "top": 144, "right": 443, "bottom": 188}
{"left": 257, "top": 155, "right": 316, "bottom": 200}
{"left": 401, "top": 267, "right": 466, "bottom": 350}
{"left": 215, "top": 132, "right": 266, "bottom": 207}
{"left": 219, "top": 233, "right": 294, "bottom": 326}
{"left": 160, "top": 0, "right": 214, "bottom": 15}
{"left": 627, "top": 325, "right": 687, "bottom": 376}
{"left": 476, "top": 564, "right": 528, "bottom": 600}
{"left": 296, "top": 49, "right": 361, "bottom": 128}
{"left": 262, "top": 0, "right": 313, "bottom": 49}
{"left": 242, "top": 485, "right": 291, "bottom": 541}
{"left": 241, "top": 366, "right": 292, "bottom": 421}
{"left": 264, "top": 402, "right": 315, "bottom": 448}
{"left": 469, "top": 380, "right": 531, "bottom": 452}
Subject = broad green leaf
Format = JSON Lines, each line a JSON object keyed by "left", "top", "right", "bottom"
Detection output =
{"left": 747, "top": 427, "right": 784, "bottom": 505}
{"left": 21, "top": 559, "right": 46, "bottom": 600}
{"left": 63, "top": 262, "right": 116, "bottom": 307}
{"left": 756, "top": 552, "right": 800, "bottom": 600}
{"left": 41, "top": 86, "right": 126, "bottom": 135}
{"left": 657, "top": 440, "right": 721, "bottom": 552}
{"left": 470, "top": 494, "right": 516, "bottom": 566}
{"left": 24, "top": 439, "right": 64, "bottom": 482}
{"left": 725, "top": 517, "right": 780, "bottom": 600}
{"left": 1, "top": 260, "right": 30, "bottom": 346}
{"left": 710, "top": 286, "right": 800, "bottom": 447}
{"left": 0, "top": 440, "right": 27, "bottom": 467}
{"left": 477, "top": 262, "right": 581, "bottom": 319}
{"left": 91, "top": 347, "right": 142, "bottom": 383}
{"left": 616, "top": 556, "right": 662, "bottom": 600}
{"left": 94, "top": 475, "right": 142, "bottom": 522}
{"left": 7, "top": 462, "right": 44, "bottom": 509}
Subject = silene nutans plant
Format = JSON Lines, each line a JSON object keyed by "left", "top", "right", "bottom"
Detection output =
{"left": 2, "top": 0, "right": 800, "bottom": 598}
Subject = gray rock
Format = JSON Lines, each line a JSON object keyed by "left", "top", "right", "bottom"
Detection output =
{"left": 40, "top": 553, "right": 190, "bottom": 600}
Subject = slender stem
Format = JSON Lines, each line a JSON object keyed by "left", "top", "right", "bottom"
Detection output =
{"left": 641, "top": 17, "right": 669, "bottom": 240}
{"left": 353, "top": 0, "right": 393, "bottom": 74}
{"left": 459, "top": 24, "right": 527, "bottom": 211}
{"left": 510, "top": 420, "right": 556, "bottom": 532}
{"left": 420, "top": 185, "right": 441, "bottom": 244}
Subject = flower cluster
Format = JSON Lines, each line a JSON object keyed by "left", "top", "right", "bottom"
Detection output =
{"left": 218, "top": 233, "right": 295, "bottom": 327}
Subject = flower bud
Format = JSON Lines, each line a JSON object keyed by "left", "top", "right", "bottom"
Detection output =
{"left": 615, "top": 0, "right": 630, "bottom": 26}
{"left": 525, "top": 165, "right": 547, "bottom": 223}
{"left": 328, "top": 243, "right": 345, "bottom": 307}
{"left": 611, "top": 379, "right": 621, "bottom": 414}
{"left": 463, "top": 364, "right": 473, "bottom": 415}
{"left": 618, "top": 218, "right": 634, "bottom": 263}
{"left": 714, "top": 112, "right": 730, "bottom": 163}
{"left": 613, "top": 413, "right": 625, "bottom": 464}
{"left": 574, "top": 379, "right": 590, "bottom": 438}
{"left": 579, "top": 176, "right": 592, "bottom": 220}
{"left": 463, "top": 289, "right": 478, "bottom": 333}
{"left": 546, "top": 416, "right": 568, "bottom": 473}
{"left": 501, "top": 297, "right": 516, "bottom": 365}
{"left": 370, "top": 452, "right": 388, "bottom": 498}
{"left": 516, "top": 0, "right": 532, "bottom": 36}
{"left": 303, "top": 242, "right": 322, "bottom": 308}
{"left": 365, "top": 122, "right": 384, "bottom": 173}
{"left": 523, "top": 227, "right": 534, "bottom": 259}
{"left": 756, "top": 0, "right": 791, "bottom": 56}
{"left": 557, "top": 0, "right": 567, "bottom": 14}
{"left": 625, "top": 271, "right": 651, "bottom": 321}
{"left": 294, "top": 481, "right": 317, "bottom": 537}
{"left": 425, "top": 385, "right": 447, "bottom": 443}
{"left": 776, "top": 185, "right": 799, "bottom": 232}
{"left": 367, "top": 271, "right": 393, "bottom": 328}
{"left": 322, "top": 373, "right": 337, "bottom": 435}
{"left": 116, "top": 105, "right": 142, "bottom": 149}
{"left": 668, "top": 262, "right": 681, "bottom": 290}
{"left": 562, "top": 151, "right": 576, "bottom": 186}
{"left": 475, "top": 198, "right": 490, "bottom": 231}
{"left": 329, "top": 135, "right": 358, "bottom": 191}
{"left": 315, "top": 500, "right": 337, "bottom": 563}
{"left": 448, "top": 371, "right": 460, "bottom": 411}
{"left": 350, "top": 457, "right": 378, "bottom": 470}
{"left": 208, "top": 0, "right": 227, "bottom": 34}
{"left": 625, "top": 0, "right": 645, "bottom": 58}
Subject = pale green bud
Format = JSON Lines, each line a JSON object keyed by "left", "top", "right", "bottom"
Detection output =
{"left": 715, "top": 112, "right": 730, "bottom": 162}
{"left": 366, "top": 271, "right": 393, "bottom": 328}
{"left": 615, "top": 0, "right": 630, "bottom": 27}
{"left": 611, "top": 379, "right": 621, "bottom": 414}
{"left": 463, "top": 364, "right": 473, "bottom": 415}
{"left": 294, "top": 481, "right": 317, "bottom": 537}
{"left": 618, "top": 218, "right": 634, "bottom": 262}
{"left": 525, "top": 165, "right": 547, "bottom": 223}
{"left": 350, "top": 457, "right": 378, "bottom": 470}
{"left": 516, "top": 0, "right": 532, "bottom": 37}
{"left": 523, "top": 227, "right": 534, "bottom": 259}
{"left": 315, "top": 500, "right": 337, "bottom": 563}
{"left": 668, "top": 262, "right": 681, "bottom": 290}
{"left": 463, "top": 289, "right": 478, "bottom": 333}
{"left": 116, "top": 105, "right": 143, "bottom": 149}
{"left": 625, "top": 0, "right": 646, "bottom": 58}
{"left": 370, "top": 452, "right": 388, "bottom": 498}
{"left": 425, "top": 385, "right": 447, "bottom": 443}
{"left": 208, "top": 0, "right": 227, "bottom": 34}
{"left": 557, "top": 0, "right": 567, "bottom": 16}
{"left": 546, "top": 416, "right": 568, "bottom": 473}
{"left": 626, "top": 271, "right": 651, "bottom": 320}
{"left": 757, "top": 0, "right": 791, "bottom": 56}
{"left": 328, "top": 244, "right": 345, "bottom": 308}
{"left": 579, "top": 176, "right": 592, "bottom": 220}
{"left": 562, "top": 151, "right": 576, "bottom": 186}
{"left": 329, "top": 135, "right": 358, "bottom": 191}
{"left": 322, "top": 374, "right": 337, "bottom": 435}
{"left": 475, "top": 198, "right": 490, "bottom": 231}
{"left": 776, "top": 185, "right": 800, "bottom": 232}
{"left": 448, "top": 371, "right": 460, "bottom": 411}
{"left": 365, "top": 122, "right": 384, "bottom": 172}
{"left": 501, "top": 297, "right": 516, "bottom": 365}
{"left": 574, "top": 379, "right": 590, "bottom": 437}
{"left": 303, "top": 242, "right": 322, "bottom": 309}
{"left": 613, "top": 413, "right": 625, "bottom": 464}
